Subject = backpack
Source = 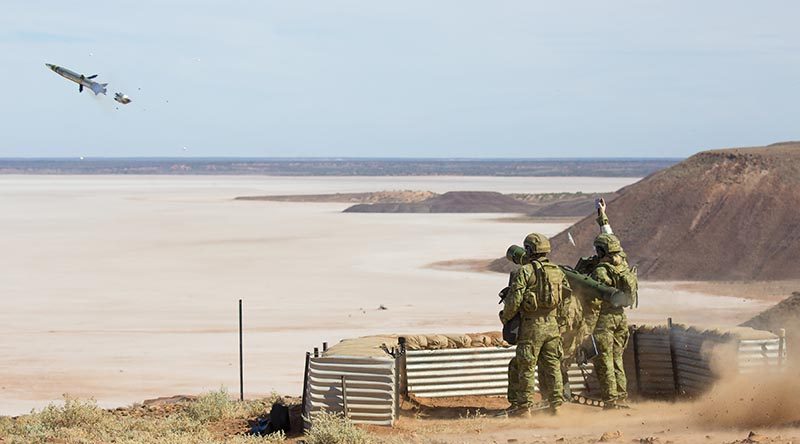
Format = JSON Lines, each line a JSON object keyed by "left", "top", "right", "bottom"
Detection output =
{"left": 249, "top": 403, "right": 290, "bottom": 436}
{"left": 596, "top": 263, "right": 639, "bottom": 308}
{"left": 502, "top": 312, "right": 521, "bottom": 345}
{"left": 498, "top": 286, "right": 521, "bottom": 345}
{"left": 521, "top": 261, "right": 564, "bottom": 314}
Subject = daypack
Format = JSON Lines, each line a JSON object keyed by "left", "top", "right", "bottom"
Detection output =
{"left": 249, "top": 403, "right": 290, "bottom": 436}
{"left": 596, "top": 262, "right": 639, "bottom": 308}
{"left": 498, "top": 286, "right": 521, "bottom": 345}
{"left": 521, "top": 261, "right": 564, "bottom": 314}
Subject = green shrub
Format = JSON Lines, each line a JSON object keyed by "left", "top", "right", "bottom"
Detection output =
{"left": 305, "top": 411, "right": 372, "bottom": 444}
{"left": 183, "top": 388, "right": 238, "bottom": 423}
{"left": 38, "top": 396, "right": 110, "bottom": 430}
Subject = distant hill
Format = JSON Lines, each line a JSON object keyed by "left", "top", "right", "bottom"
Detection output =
{"left": 548, "top": 142, "right": 800, "bottom": 280}
{"left": 235, "top": 190, "right": 436, "bottom": 204}
{"left": 238, "top": 190, "right": 616, "bottom": 216}
{"left": 344, "top": 191, "right": 534, "bottom": 213}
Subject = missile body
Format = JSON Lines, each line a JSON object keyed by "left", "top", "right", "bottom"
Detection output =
{"left": 46, "top": 63, "right": 108, "bottom": 95}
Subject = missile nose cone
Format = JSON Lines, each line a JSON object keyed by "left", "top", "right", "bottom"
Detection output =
{"left": 46, "top": 63, "right": 55, "bottom": 70}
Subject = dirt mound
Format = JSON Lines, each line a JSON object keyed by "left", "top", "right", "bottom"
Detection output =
{"left": 742, "top": 292, "right": 800, "bottom": 333}
{"left": 344, "top": 191, "right": 535, "bottom": 213}
{"left": 549, "top": 143, "right": 800, "bottom": 280}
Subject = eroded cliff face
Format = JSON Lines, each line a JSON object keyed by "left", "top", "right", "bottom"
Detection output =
{"left": 549, "top": 143, "right": 800, "bottom": 280}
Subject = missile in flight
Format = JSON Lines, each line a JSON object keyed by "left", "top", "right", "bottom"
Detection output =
{"left": 46, "top": 63, "right": 108, "bottom": 95}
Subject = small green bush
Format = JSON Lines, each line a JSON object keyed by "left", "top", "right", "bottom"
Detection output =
{"left": 184, "top": 387, "right": 238, "bottom": 423}
{"left": 305, "top": 411, "right": 373, "bottom": 444}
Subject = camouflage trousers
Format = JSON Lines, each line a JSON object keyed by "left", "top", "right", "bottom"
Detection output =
{"left": 508, "top": 356, "right": 560, "bottom": 407}
{"left": 592, "top": 310, "right": 629, "bottom": 402}
{"left": 559, "top": 295, "right": 585, "bottom": 368}
{"left": 508, "top": 314, "right": 563, "bottom": 408}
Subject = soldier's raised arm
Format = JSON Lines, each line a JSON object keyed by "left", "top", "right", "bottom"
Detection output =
{"left": 596, "top": 198, "right": 613, "bottom": 234}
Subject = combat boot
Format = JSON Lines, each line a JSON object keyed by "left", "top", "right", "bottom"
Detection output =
{"left": 504, "top": 404, "right": 529, "bottom": 418}
{"left": 602, "top": 399, "right": 630, "bottom": 410}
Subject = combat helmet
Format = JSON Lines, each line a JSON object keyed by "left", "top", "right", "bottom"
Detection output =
{"left": 593, "top": 233, "right": 622, "bottom": 255}
{"left": 523, "top": 233, "right": 551, "bottom": 255}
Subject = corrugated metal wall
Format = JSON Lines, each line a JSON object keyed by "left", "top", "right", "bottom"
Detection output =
{"left": 633, "top": 329, "right": 677, "bottom": 398}
{"left": 405, "top": 347, "right": 595, "bottom": 398}
{"left": 301, "top": 326, "right": 787, "bottom": 427}
{"left": 671, "top": 329, "right": 721, "bottom": 397}
{"left": 633, "top": 326, "right": 787, "bottom": 399}
{"left": 738, "top": 338, "right": 785, "bottom": 373}
{"left": 303, "top": 356, "right": 396, "bottom": 426}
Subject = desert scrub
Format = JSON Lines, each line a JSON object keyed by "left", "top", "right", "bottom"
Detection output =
{"left": 305, "top": 411, "right": 373, "bottom": 444}
{"left": 182, "top": 388, "right": 281, "bottom": 423}
{"left": 183, "top": 388, "right": 239, "bottom": 423}
{"left": 227, "top": 430, "right": 286, "bottom": 443}
{"left": 0, "top": 390, "right": 287, "bottom": 444}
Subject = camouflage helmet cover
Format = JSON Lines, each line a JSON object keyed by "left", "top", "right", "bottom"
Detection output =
{"left": 593, "top": 233, "right": 622, "bottom": 254}
{"left": 523, "top": 232, "right": 551, "bottom": 254}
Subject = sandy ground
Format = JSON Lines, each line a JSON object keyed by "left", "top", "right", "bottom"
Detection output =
{"left": 0, "top": 175, "right": 775, "bottom": 416}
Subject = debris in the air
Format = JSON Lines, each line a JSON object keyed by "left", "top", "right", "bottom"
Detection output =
{"left": 114, "top": 92, "right": 132, "bottom": 104}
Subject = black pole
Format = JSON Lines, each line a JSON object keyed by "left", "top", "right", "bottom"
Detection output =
{"left": 341, "top": 375, "right": 349, "bottom": 418}
{"left": 239, "top": 299, "right": 244, "bottom": 401}
{"left": 667, "top": 317, "right": 680, "bottom": 399}
{"left": 301, "top": 351, "right": 311, "bottom": 430}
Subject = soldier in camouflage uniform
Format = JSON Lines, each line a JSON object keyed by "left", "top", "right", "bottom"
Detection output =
{"left": 505, "top": 244, "right": 582, "bottom": 408}
{"left": 588, "top": 201, "right": 634, "bottom": 408}
{"left": 500, "top": 233, "right": 571, "bottom": 415}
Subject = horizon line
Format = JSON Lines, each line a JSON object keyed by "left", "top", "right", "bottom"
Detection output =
{"left": 0, "top": 156, "right": 683, "bottom": 161}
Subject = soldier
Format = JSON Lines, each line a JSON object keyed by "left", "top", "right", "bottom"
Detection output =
{"left": 504, "top": 244, "right": 581, "bottom": 408}
{"left": 574, "top": 198, "right": 619, "bottom": 334}
{"left": 500, "top": 233, "right": 571, "bottom": 415}
{"left": 587, "top": 200, "right": 637, "bottom": 409}
{"left": 502, "top": 246, "right": 526, "bottom": 411}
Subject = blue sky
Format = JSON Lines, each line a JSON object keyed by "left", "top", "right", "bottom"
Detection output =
{"left": 1, "top": 1, "right": 798, "bottom": 158}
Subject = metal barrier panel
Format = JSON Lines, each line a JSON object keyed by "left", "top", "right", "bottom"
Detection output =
{"left": 671, "top": 330, "right": 720, "bottom": 396}
{"left": 405, "top": 347, "right": 593, "bottom": 398}
{"left": 737, "top": 339, "right": 784, "bottom": 374}
{"left": 634, "top": 330, "right": 676, "bottom": 398}
{"left": 303, "top": 356, "right": 396, "bottom": 426}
